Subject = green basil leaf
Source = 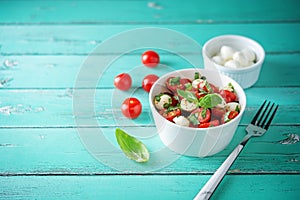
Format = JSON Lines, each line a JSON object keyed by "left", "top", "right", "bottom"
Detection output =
{"left": 177, "top": 89, "right": 198, "bottom": 103}
{"left": 188, "top": 114, "right": 200, "bottom": 125}
{"left": 170, "top": 77, "right": 180, "bottom": 85}
{"left": 185, "top": 82, "right": 192, "bottom": 91}
{"left": 194, "top": 72, "right": 200, "bottom": 80}
{"left": 201, "top": 108, "right": 207, "bottom": 118}
{"left": 199, "top": 94, "right": 222, "bottom": 109}
{"left": 115, "top": 128, "right": 149, "bottom": 163}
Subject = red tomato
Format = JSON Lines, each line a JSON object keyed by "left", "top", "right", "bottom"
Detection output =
{"left": 197, "top": 108, "right": 211, "bottom": 123}
{"left": 198, "top": 120, "right": 220, "bottom": 128}
{"left": 142, "top": 50, "right": 160, "bottom": 68}
{"left": 228, "top": 111, "right": 239, "bottom": 120}
{"left": 166, "top": 77, "right": 191, "bottom": 93}
{"left": 198, "top": 79, "right": 209, "bottom": 92}
{"left": 180, "top": 78, "right": 191, "bottom": 86}
{"left": 114, "top": 73, "right": 132, "bottom": 91}
{"left": 121, "top": 97, "right": 142, "bottom": 119}
{"left": 195, "top": 92, "right": 206, "bottom": 99}
{"left": 161, "top": 108, "right": 181, "bottom": 122}
{"left": 220, "top": 90, "right": 237, "bottom": 103}
{"left": 142, "top": 74, "right": 159, "bottom": 93}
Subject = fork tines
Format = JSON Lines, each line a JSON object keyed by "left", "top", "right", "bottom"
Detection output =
{"left": 251, "top": 100, "right": 279, "bottom": 130}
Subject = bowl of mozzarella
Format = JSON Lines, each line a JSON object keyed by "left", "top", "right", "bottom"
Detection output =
{"left": 149, "top": 68, "right": 246, "bottom": 157}
{"left": 202, "top": 35, "right": 265, "bottom": 89}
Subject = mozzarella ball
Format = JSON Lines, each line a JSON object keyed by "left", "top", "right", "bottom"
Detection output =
{"left": 154, "top": 94, "right": 171, "bottom": 110}
{"left": 224, "top": 60, "right": 242, "bottom": 68}
{"left": 180, "top": 98, "right": 198, "bottom": 112}
{"left": 225, "top": 102, "right": 241, "bottom": 112}
{"left": 233, "top": 51, "right": 250, "bottom": 67}
{"left": 220, "top": 45, "right": 236, "bottom": 61}
{"left": 211, "top": 55, "right": 225, "bottom": 65}
{"left": 192, "top": 79, "right": 202, "bottom": 89}
{"left": 241, "top": 48, "right": 256, "bottom": 62}
{"left": 173, "top": 116, "right": 190, "bottom": 127}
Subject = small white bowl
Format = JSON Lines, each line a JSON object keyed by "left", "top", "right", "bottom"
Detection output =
{"left": 202, "top": 35, "right": 265, "bottom": 89}
{"left": 149, "top": 68, "right": 246, "bottom": 157}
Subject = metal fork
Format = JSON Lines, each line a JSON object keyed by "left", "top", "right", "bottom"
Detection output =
{"left": 194, "top": 100, "right": 279, "bottom": 200}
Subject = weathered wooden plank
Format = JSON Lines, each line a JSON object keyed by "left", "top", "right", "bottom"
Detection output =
{"left": 0, "top": 88, "right": 299, "bottom": 127}
{"left": 0, "top": 174, "right": 299, "bottom": 199}
{"left": 0, "top": 126, "right": 299, "bottom": 174}
{"left": 0, "top": 53, "right": 299, "bottom": 89}
{"left": 0, "top": 24, "right": 300, "bottom": 55}
{"left": 0, "top": 0, "right": 299, "bottom": 24}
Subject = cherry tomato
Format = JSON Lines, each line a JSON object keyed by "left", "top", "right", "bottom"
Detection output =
{"left": 198, "top": 79, "right": 209, "bottom": 92}
{"left": 197, "top": 108, "right": 211, "bottom": 123}
{"left": 194, "top": 92, "right": 206, "bottom": 99}
{"left": 161, "top": 108, "right": 181, "bottom": 122}
{"left": 166, "top": 77, "right": 191, "bottom": 93}
{"left": 142, "top": 50, "right": 160, "bottom": 68}
{"left": 198, "top": 120, "right": 220, "bottom": 128}
{"left": 114, "top": 73, "right": 132, "bottom": 91}
{"left": 228, "top": 111, "right": 239, "bottom": 120}
{"left": 180, "top": 78, "right": 191, "bottom": 86}
{"left": 142, "top": 74, "right": 159, "bottom": 93}
{"left": 220, "top": 89, "right": 237, "bottom": 103}
{"left": 121, "top": 97, "right": 142, "bottom": 119}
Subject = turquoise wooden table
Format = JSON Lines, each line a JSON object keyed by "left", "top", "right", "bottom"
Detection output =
{"left": 1, "top": 0, "right": 300, "bottom": 199}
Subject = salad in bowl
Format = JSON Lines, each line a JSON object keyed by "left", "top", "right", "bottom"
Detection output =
{"left": 153, "top": 72, "right": 241, "bottom": 129}
{"left": 149, "top": 68, "right": 246, "bottom": 157}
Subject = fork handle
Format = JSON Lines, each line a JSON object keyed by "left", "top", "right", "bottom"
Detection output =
{"left": 194, "top": 135, "right": 251, "bottom": 200}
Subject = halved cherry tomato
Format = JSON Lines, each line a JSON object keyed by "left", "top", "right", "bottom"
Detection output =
{"left": 189, "top": 108, "right": 211, "bottom": 124}
{"left": 198, "top": 79, "right": 209, "bottom": 92}
{"left": 142, "top": 74, "right": 159, "bottom": 93}
{"left": 142, "top": 50, "right": 160, "bottom": 68}
{"left": 180, "top": 78, "right": 191, "bottom": 87}
{"left": 194, "top": 92, "right": 206, "bottom": 99}
{"left": 114, "top": 73, "right": 132, "bottom": 91}
{"left": 220, "top": 89, "right": 237, "bottom": 103}
{"left": 166, "top": 77, "right": 191, "bottom": 93}
{"left": 166, "top": 77, "right": 180, "bottom": 92}
{"left": 198, "top": 120, "right": 220, "bottom": 128}
{"left": 161, "top": 108, "right": 181, "bottom": 122}
{"left": 121, "top": 97, "right": 142, "bottom": 119}
{"left": 197, "top": 108, "right": 211, "bottom": 123}
{"left": 228, "top": 111, "right": 239, "bottom": 120}
{"left": 197, "top": 80, "right": 218, "bottom": 93}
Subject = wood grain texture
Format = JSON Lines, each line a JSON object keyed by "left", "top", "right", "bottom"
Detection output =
{"left": 0, "top": 175, "right": 299, "bottom": 200}
{"left": 0, "top": 53, "right": 300, "bottom": 89}
{"left": 1, "top": 24, "right": 300, "bottom": 55}
{"left": 1, "top": 0, "right": 300, "bottom": 199}
{"left": 1, "top": 0, "right": 299, "bottom": 24}
{"left": 0, "top": 87, "right": 299, "bottom": 127}
{"left": 0, "top": 126, "right": 299, "bottom": 175}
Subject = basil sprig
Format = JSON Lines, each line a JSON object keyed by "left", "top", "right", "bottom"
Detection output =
{"left": 177, "top": 89, "right": 198, "bottom": 103}
{"left": 198, "top": 93, "right": 223, "bottom": 109}
{"left": 177, "top": 89, "right": 222, "bottom": 109}
{"left": 115, "top": 128, "right": 149, "bottom": 163}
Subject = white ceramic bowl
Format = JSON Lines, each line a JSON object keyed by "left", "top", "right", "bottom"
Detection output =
{"left": 149, "top": 68, "right": 246, "bottom": 157}
{"left": 202, "top": 35, "right": 265, "bottom": 89}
